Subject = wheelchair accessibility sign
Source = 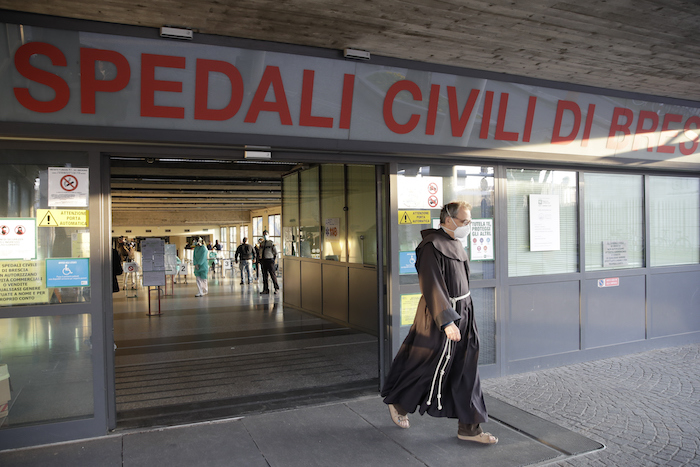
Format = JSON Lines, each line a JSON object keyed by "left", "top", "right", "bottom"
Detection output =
{"left": 46, "top": 258, "right": 90, "bottom": 287}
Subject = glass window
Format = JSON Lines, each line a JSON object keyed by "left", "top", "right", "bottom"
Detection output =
{"left": 282, "top": 172, "right": 299, "bottom": 257}
{"left": 397, "top": 164, "right": 495, "bottom": 282}
{"left": 0, "top": 153, "right": 91, "bottom": 307}
{"left": 507, "top": 168, "right": 578, "bottom": 277}
{"left": 241, "top": 226, "right": 249, "bottom": 244}
{"left": 220, "top": 227, "right": 227, "bottom": 253}
{"left": 650, "top": 176, "right": 700, "bottom": 266}
{"left": 267, "top": 214, "right": 281, "bottom": 257}
{"left": 347, "top": 165, "right": 376, "bottom": 265}
{"left": 299, "top": 167, "right": 320, "bottom": 259}
{"left": 252, "top": 216, "right": 263, "bottom": 238}
{"left": 268, "top": 214, "right": 281, "bottom": 237}
{"left": 584, "top": 173, "right": 644, "bottom": 270}
{"left": 321, "top": 165, "right": 346, "bottom": 262}
{"left": 0, "top": 314, "right": 94, "bottom": 428}
{"left": 229, "top": 226, "right": 237, "bottom": 251}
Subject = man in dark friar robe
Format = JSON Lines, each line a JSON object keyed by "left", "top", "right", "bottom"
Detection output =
{"left": 381, "top": 201, "right": 498, "bottom": 444}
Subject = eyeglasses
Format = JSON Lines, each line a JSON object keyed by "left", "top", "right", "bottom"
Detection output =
{"left": 452, "top": 216, "right": 471, "bottom": 227}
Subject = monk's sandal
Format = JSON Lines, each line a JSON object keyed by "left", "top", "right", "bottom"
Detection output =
{"left": 388, "top": 404, "right": 410, "bottom": 429}
{"left": 458, "top": 432, "right": 498, "bottom": 444}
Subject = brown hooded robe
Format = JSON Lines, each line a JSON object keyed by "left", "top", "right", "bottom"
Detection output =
{"left": 381, "top": 228, "right": 488, "bottom": 424}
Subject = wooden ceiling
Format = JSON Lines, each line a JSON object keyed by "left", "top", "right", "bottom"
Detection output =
{"left": 3, "top": 0, "right": 700, "bottom": 103}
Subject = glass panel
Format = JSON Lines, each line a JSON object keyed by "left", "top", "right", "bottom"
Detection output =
{"left": 397, "top": 164, "right": 495, "bottom": 282}
{"left": 0, "top": 152, "right": 91, "bottom": 307}
{"left": 584, "top": 173, "right": 644, "bottom": 271}
{"left": 321, "top": 165, "right": 346, "bottom": 262}
{"left": 220, "top": 227, "right": 227, "bottom": 254}
{"left": 473, "top": 287, "right": 496, "bottom": 365}
{"left": 252, "top": 217, "right": 263, "bottom": 238}
{"left": 347, "top": 165, "right": 376, "bottom": 265}
{"left": 650, "top": 176, "right": 700, "bottom": 266}
{"left": 507, "top": 169, "right": 578, "bottom": 277}
{"left": 299, "top": 167, "right": 320, "bottom": 259}
{"left": 268, "top": 214, "right": 281, "bottom": 237}
{"left": 229, "top": 226, "right": 237, "bottom": 254}
{"left": 0, "top": 314, "right": 93, "bottom": 428}
{"left": 282, "top": 173, "right": 299, "bottom": 257}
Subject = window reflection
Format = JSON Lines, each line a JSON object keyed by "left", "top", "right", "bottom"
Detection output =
{"left": 0, "top": 314, "right": 94, "bottom": 428}
{"left": 0, "top": 153, "right": 91, "bottom": 307}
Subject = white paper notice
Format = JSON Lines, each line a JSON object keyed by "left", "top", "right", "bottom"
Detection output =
{"left": 397, "top": 176, "right": 443, "bottom": 209}
{"left": 0, "top": 218, "right": 37, "bottom": 260}
{"left": 48, "top": 167, "right": 89, "bottom": 207}
{"left": 529, "top": 195, "right": 560, "bottom": 251}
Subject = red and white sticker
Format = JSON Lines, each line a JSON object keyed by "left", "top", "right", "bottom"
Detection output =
{"left": 597, "top": 278, "right": 619, "bottom": 288}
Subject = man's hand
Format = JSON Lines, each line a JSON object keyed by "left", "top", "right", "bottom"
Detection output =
{"left": 444, "top": 322, "right": 461, "bottom": 342}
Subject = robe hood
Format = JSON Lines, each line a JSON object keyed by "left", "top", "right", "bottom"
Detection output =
{"left": 419, "top": 228, "right": 469, "bottom": 261}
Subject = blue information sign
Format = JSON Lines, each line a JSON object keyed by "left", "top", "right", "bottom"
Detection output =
{"left": 46, "top": 258, "right": 90, "bottom": 287}
{"left": 399, "top": 251, "right": 417, "bottom": 275}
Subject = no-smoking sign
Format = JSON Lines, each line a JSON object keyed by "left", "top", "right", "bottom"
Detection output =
{"left": 48, "top": 167, "right": 89, "bottom": 207}
{"left": 60, "top": 175, "right": 79, "bottom": 192}
{"left": 398, "top": 175, "right": 443, "bottom": 210}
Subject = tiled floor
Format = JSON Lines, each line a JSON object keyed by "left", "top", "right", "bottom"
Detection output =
{"left": 113, "top": 269, "right": 379, "bottom": 428}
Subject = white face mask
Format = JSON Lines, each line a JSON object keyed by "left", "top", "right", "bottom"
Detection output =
{"left": 443, "top": 217, "right": 471, "bottom": 239}
{"left": 451, "top": 218, "right": 471, "bottom": 239}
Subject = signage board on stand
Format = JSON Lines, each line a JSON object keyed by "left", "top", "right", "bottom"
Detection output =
{"left": 141, "top": 238, "right": 166, "bottom": 287}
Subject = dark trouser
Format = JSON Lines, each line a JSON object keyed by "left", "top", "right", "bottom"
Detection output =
{"left": 260, "top": 259, "right": 279, "bottom": 292}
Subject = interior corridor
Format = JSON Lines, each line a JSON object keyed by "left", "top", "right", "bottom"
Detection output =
{"left": 113, "top": 266, "right": 379, "bottom": 429}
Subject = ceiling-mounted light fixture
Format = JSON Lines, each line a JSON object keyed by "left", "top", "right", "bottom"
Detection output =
{"left": 160, "top": 26, "right": 193, "bottom": 40}
{"left": 244, "top": 145, "right": 272, "bottom": 160}
{"left": 343, "top": 48, "right": 370, "bottom": 60}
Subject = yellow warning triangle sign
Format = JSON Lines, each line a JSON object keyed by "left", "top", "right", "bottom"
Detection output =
{"left": 400, "top": 212, "right": 411, "bottom": 224}
{"left": 39, "top": 210, "right": 60, "bottom": 227}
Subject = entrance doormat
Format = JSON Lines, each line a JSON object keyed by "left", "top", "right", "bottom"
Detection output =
{"left": 484, "top": 393, "right": 605, "bottom": 456}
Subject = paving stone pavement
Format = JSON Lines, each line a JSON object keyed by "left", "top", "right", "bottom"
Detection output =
{"left": 482, "top": 344, "right": 700, "bottom": 466}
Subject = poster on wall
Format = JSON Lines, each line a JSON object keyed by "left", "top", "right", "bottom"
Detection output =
{"left": 325, "top": 218, "right": 340, "bottom": 239}
{"left": 397, "top": 176, "right": 443, "bottom": 209}
{"left": 470, "top": 219, "right": 494, "bottom": 261}
{"left": 48, "top": 168, "right": 89, "bottom": 207}
{"left": 529, "top": 195, "right": 560, "bottom": 251}
{"left": 0, "top": 218, "right": 36, "bottom": 260}
{"left": 0, "top": 260, "right": 50, "bottom": 306}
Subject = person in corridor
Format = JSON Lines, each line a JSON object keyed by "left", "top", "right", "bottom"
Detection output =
{"left": 381, "top": 201, "right": 497, "bottom": 445}
{"left": 259, "top": 230, "right": 279, "bottom": 294}
{"left": 193, "top": 237, "right": 209, "bottom": 297}
{"left": 235, "top": 237, "right": 254, "bottom": 284}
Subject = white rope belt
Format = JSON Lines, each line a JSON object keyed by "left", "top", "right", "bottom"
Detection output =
{"left": 450, "top": 291, "right": 470, "bottom": 309}
{"left": 427, "top": 291, "right": 470, "bottom": 410}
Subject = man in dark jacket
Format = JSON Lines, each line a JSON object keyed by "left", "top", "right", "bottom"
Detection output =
{"left": 381, "top": 201, "right": 497, "bottom": 445}
{"left": 258, "top": 230, "right": 279, "bottom": 294}
{"left": 234, "top": 237, "right": 254, "bottom": 284}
